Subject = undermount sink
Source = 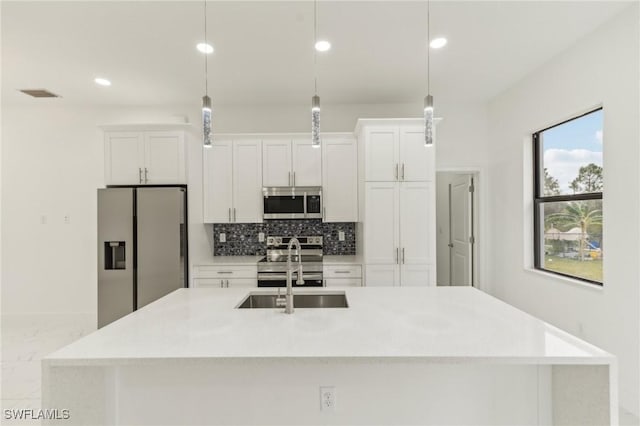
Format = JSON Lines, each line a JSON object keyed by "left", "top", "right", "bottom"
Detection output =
{"left": 236, "top": 292, "right": 349, "bottom": 309}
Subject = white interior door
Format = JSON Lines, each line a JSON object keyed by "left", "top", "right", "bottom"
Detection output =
{"left": 292, "top": 139, "right": 322, "bottom": 186}
{"left": 203, "top": 141, "right": 233, "bottom": 223}
{"left": 262, "top": 140, "right": 292, "bottom": 186}
{"left": 233, "top": 140, "right": 263, "bottom": 223}
{"left": 450, "top": 175, "right": 473, "bottom": 286}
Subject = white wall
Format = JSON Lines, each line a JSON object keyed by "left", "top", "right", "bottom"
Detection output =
{"left": 1, "top": 101, "right": 488, "bottom": 317}
{"left": 486, "top": 5, "right": 639, "bottom": 415}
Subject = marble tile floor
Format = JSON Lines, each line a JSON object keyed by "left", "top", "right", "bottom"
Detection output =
{"left": 0, "top": 313, "right": 638, "bottom": 426}
{"left": 1, "top": 313, "right": 95, "bottom": 425}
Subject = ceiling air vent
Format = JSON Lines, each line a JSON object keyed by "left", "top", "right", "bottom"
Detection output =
{"left": 19, "top": 89, "right": 60, "bottom": 98}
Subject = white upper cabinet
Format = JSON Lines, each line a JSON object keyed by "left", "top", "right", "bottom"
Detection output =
{"left": 143, "top": 132, "right": 186, "bottom": 184}
{"left": 292, "top": 139, "right": 322, "bottom": 186}
{"left": 262, "top": 140, "right": 292, "bottom": 187}
{"left": 105, "top": 132, "right": 144, "bottom": 185}
{"left": 364, "top": 125, "right": 433, "bottom": 182}
{"left": 322, "top": 137, "right": 358, "bottom": 222}
{"left": 233, "top": 140, "right": 263, "bottom": 223}
{"left": 365, "top": 127, "right": 399, "bottom": 182}
{"left": 203, "top": 141, "right": 233, "bottom": 223}
{"left": 104, "top": 130, "right": 186, "bottom": 185}
{"left": 399, "top": 126, "right": 434, "bottom": 182}
{"left": 262, "top": 139, "right": 321, "bottom": 187}
{"left": 203, "top": 139, "right": 262, "bottom": 223}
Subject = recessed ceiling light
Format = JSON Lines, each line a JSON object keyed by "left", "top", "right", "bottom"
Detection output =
{"left": 94, "top": 77, "right": 111, "bottom": 87}
{"left": 196, "top": 43, "right": 214, "bottom": 54}
{"left": 430, "top": 37, "right": 447, "bottom": 49}
{"left": 315, "top": 40, "right": 331, "bottom": 52}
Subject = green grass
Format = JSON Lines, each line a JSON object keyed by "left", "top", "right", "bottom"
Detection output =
{"left": 543, "top": 256, "right": 603, "bottom": 283}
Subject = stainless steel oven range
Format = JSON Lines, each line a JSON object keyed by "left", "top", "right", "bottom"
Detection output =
{"left": 257, "top": 235, "right": 324, "bottom": 287}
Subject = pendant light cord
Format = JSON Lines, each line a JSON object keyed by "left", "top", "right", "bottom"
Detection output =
{"left": 204, "top": 0, "right": 209, "bottom": 95}
{"left": 427, "top": 0, "right": 430, "bottom": 93}
{"left": 314, "top": 0, "right": 318, "bottom": 95}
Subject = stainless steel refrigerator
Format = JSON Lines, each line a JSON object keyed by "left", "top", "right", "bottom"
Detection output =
{"left": 98, "top": 186, "right": 188, "bottom": 328}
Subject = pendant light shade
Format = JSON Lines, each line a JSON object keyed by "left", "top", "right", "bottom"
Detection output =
{"left": 202, "top": 95, "right": 213, "bottom": 148}
{"left": 312, "top": 95, "right": 320, "bottom": 147}
{"left": 424, "top": 95, "right": 433, "bottom": 145}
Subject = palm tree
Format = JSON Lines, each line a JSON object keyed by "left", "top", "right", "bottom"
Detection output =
{"left": 546, "top": 202, "right": 602, "bottom": 261}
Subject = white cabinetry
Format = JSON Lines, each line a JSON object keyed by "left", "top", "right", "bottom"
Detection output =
{"left": 323, "top": 264, "right": 362, "bottom": 287}
{"left": 262, "top": 139, "right": 321, "bottom": 187}
{"left": 104, "top": 130, "right": 186, "bottom": 185}
{"left": 203, "top": 139, "right": 262, "bottom": 223}
{"left": 322, "top": 136, "right": 358, "bottom": 222}
{"left": 192, "top": 264, "right": 257, "bottom": 288}
{"left": 358, "top": 120, "right": 436, "bottom": 287}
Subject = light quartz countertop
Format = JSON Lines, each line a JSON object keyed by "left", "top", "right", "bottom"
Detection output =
{"left": 192, "top": 255, "right": 263, "bottom": 266}
{"left": 44, "top": 287, "right": 612, "bottom": 366}
{"left": 322, "top": 255, "right": 363, "bottom": 265}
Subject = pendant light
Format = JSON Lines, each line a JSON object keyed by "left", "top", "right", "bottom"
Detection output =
{"left": 202, "top": 0, "right": 213, "bottom": 148}
{"left": 311, "top": 0, "right": 321, "bottom": 148}
{"left": 424, "top": 0, "right": 434, "bottom": 146}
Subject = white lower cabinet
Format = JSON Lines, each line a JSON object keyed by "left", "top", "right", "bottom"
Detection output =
{"left": 323, "top": 264, "right": 362, "bottom": 287}
{"left": 192, "top": 264, "right": 257, "bottom": 288}
{"left": 365, "top": 265, "right": 399, "bottom": 287}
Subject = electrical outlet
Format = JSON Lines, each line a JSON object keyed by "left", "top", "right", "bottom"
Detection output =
{"left": 64, "top": 215, "right": 71, "bottom": 225}
{"left": 258, "top": 232, "right": 265, "bottom": 242}
{"left": 320, "top": 386, "right": 336, "bottom": 411}
{"left": 219, "top": 233, "right": 226, "bottom": 243}
{"left": 338, "top": 231, "right": 345, "bottom": 241}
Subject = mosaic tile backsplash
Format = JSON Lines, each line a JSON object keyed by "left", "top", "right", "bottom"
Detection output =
{"left": 213, "top": 220, "right": 356, "bottom": 256}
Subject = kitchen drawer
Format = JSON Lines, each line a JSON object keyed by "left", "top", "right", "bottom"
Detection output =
{"left": 193, "top": 278, "right": 257, "bottom": 288}
{"left": 323, "top": 264, "right": 362, "bottom": 278}
{"left": 193, "top": 265, "right": 257, "bottom": 279}
{"left": 324, "top": 278, "right": 362, "bottom": 287}
{"left": 193, "top": 278, "right": 226, "bottom": 288}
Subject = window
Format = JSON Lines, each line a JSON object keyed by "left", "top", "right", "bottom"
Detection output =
{"left": 533, "top": 108, "right": 603, "bottom": 285}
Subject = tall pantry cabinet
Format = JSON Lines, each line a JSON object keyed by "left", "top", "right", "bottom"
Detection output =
{"left": 357, "top": 119, "right": 436, "bottom": 287}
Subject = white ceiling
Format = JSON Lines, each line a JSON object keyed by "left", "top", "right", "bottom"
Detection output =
{"left": 1, "top": 1, "right": 633, "bottom": 107}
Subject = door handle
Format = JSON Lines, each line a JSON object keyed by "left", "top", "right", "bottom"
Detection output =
{"left": 228, "top": 208, "right": 231, "bottom": 222}
{"left": 448, "top": 243, "right": 454, "bottom": 248}
{"left": 395, "top": 247, "right": 399, "bottom": 264}
{"left": 402, "top": 248, "right": 405, "bottom": 264}
{"left": 288, "top": 171, "right": 291, "bottom": 186}
{"left": 293, "top": 172, "right": 296, "bottom": 187}
{"left": 395, "top": 164, "right": 399, "bottom": 180}
{"left": 401, "top": 164, "right": 405, "bottom": 180}
{"left": 233, "top": 208, "right": 236, "bottom": 222}
{"left": 226, "top": 280, "right": 230, "bottom": 288}
{"left": 220, "top": 280, "right": 225, "bottom": 288}
{"left": 138, "top": 168, "right": 143, "bottom": 184}
{"left": 144, "top": 167, "right": 148, "bottom": 183}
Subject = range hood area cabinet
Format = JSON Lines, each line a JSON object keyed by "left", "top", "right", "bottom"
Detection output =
{"left": 357, "top": 120, "right": 436, "bottom": 287}
{"left": 262, "top": 139, "right": 322, "bottom": 187}
{"left": 203, "top": 139, "right": 263, "bottom": 223}
{"left": 104, "top": 130, "right": 186, "bottom": 185}
{"left": 321, "top": 136, "right": 358, "bottom": 222}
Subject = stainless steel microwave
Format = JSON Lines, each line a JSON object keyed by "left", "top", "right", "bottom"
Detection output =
{"left": 263, "top": 187, "right": 322, "bottom": 220}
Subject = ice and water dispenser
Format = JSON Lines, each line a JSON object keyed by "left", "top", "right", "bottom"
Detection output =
{"left": 104, "top": 241, "right": 126, "bottom": 270}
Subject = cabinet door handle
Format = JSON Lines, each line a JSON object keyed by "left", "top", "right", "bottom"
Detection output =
{"left": 395, "top": 164, "right": 399, "bottom": 180}
{"left": 228, "top": 208, "right": 231, "bottom": 222}
{"left": 220, "top": 280, "right": 225, "bottom": 288}
{"left": 323, "top": 207, "right": 326, "bottom": 221}
{"left": 233, "top": 208, "right": 236, "bottom": 222}
{"left": 395, "top": 247, "right": 399, "bottom": 264}
{"left": 402, "top": 248, "right": 405, "bottom": 264}
{"left": 226, "top": 280, "right": 229, "bottom": 288}
{"left": 217, "top": 271, "right": 233, "bottom": 274}
{"left": 401, "top": 164, "right": 405, "bottom": 180}
{"left": 139, "top": 168, "right": 143, "bottom": 184}
{"left": 335, "top": 271, "right": 351, "bottom": 274}
{"left": 144, "top": 167, "right": 148, "bottom": 183}
{"left": 293, "top": 172, "right": 296, "bottom": 186}
{"left": 288, "top": 171, "right": 291, "bottom": 186}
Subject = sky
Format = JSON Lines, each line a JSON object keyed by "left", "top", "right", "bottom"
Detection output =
{"left": 542, "top": 109, "right": 603, "bottom": 194}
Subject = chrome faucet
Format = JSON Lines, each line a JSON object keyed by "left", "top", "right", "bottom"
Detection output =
{"left": 284, "top": 237, "right": 304, "bottom": 314}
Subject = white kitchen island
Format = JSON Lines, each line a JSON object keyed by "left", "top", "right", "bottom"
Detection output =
{"left": 42, "top": 287, "right": 616, "bottom": 425}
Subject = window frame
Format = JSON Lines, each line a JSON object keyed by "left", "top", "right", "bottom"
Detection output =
{"left": 532, "top": 108, "right": 603, "bottom": 286}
